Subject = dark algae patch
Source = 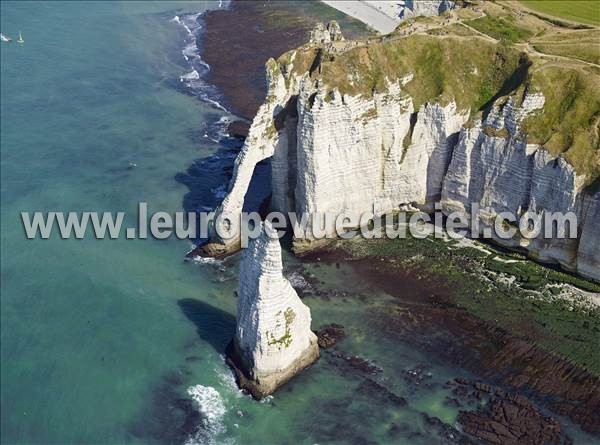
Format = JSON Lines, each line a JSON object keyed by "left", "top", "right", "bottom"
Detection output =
{"left": 312, "top": 231, "right": 600, "bottom": 436}
{"left": 200, "top": 0, "right": 373, "bottom": 121}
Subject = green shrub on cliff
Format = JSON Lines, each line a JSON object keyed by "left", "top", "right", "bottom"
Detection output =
{"left": 278, "top": 32, "right": 599, "bottom": 180}
{"left": 315, "top": 35, "right": 526, "bottom": 114}
{"left": 465, "top": 14, "right": 533, "bottom": 43}
{"left": 523, "top": 66, "right": 600, "bottom": 182}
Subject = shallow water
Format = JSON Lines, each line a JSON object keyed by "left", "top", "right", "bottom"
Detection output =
{"left": 1, "top": 2, "right": 596, "bottom": 444}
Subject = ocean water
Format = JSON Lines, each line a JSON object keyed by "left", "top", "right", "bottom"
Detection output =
{"left": 1, "top": 2, "right": 236, "bottom": 443}
{"left": 1, "top": 2, "right": 593, "bottom": 445}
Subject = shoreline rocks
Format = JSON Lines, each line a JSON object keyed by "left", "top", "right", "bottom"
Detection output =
{"left": 314, "top": 323, "right": 346, "bottom": 348}
{"left": 456, "top": 384, "right": 572, "bottom": 445}
{"left": 226, "top": 221, "right": 319, "bottom": 399}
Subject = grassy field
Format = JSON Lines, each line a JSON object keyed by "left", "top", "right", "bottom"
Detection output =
{"left": 531, "top": 29, "right": 600, "bottom": 64}
{"left": 519, "top": 1, "right": 600, "bottom": 26}
{"left": 465, "top": 14, "right": 533, "bottom": 43}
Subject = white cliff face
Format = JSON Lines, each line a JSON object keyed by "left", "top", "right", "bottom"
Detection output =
{"left": 230, "top": 222, "right": 318, "bottom": 397}
{"left": 295, "top": 80, "right": 413, "bottom": 217}
{"left": 293, "top": 79, "right": 468, "bottom": 223}
{"left": 577, "top": 192, "right": 600, "bottom": 281}
{"left": 441, "top": 95, "right": 546, "bottom": 221}
{"left": 441, "top": 93, "right": 598, "bottom": 278}
{"left": 400, "top": 0, "right": 455, "bottom": 19}
{"left": 208, "top": 28, "right": 599, "bottom": 281}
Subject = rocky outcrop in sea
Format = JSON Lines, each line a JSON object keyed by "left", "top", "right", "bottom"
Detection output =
{"left": 226, "top": 221, "right": 319, "bottom": 399}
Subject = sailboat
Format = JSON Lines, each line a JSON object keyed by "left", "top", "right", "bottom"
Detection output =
{"left": 16, "top": 31, "right": 24, "bottom": 44}
{"left": 0, "top": 33, "right": 12, "bottom": 43}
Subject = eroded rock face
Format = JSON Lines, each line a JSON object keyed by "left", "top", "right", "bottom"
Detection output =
{"left": 310, "top": 21, "right": 344, "bottom": 44}
{"left": 205, "top": 26, "right": 599, "bottom": 281}
{"left": 294, "top": 79, "right": 468, "bottom": 219}
{"left": 441, "top": 94, "right": 599, "bottom": 279}
{"left": 226, "top": 221, "right": 319, "bottom": 399}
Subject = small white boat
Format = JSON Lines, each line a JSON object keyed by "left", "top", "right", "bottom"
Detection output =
{"left": 0, "top": 33, "right": 12, "bottom": 43}
{"left": 16, "top": 31, "right": 24, "bottom": 44}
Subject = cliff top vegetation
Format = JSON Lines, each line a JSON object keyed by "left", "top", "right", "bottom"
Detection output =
{"left": 274, "top": 1, "right": 600, "bottom": 183}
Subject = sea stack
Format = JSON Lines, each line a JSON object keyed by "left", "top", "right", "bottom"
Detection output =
{"left": 226, "top": 221, "right": 319, "bottom": 399}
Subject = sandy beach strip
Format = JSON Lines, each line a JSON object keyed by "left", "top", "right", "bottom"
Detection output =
{"left": 321, "top": 0, "right": 401, "bottom": 34}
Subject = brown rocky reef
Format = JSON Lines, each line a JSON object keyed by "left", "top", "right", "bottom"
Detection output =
{"left": 200, "top": 0, "right": 372, "bottom": 131}
{"left": 456, "top": 380, "right": 571, "bottom": 445}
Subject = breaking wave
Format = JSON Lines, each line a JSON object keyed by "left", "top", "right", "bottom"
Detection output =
{"left": 171, "top": 7, "right": 230, "bottom": 112}
{"left": 184, "top": 385, "right": 227, "bottom": 445}
{"left": 217, "top": 355, "right": 244, "bottom": 398}
{"left": 189, "top": 255, "right": 223, "bottom": 266}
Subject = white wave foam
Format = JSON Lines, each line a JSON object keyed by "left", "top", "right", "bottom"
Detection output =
{"left": 205, "top": 115, "right": 237, "bottom": 142}
{"left": 200, "top": 95, "right": 228, "bottom": 113}
{"left": 216, "top": 358, "right": 243, "bottom": 397}
{"left": 260, "top": 395, "right": 274, "bottom": 404}
{"left": 185, "top": 385, "right": 227, "bottom": 445}
{"left": 182, "top": 41, "right": 199, "bottom": 62}
{"left": 171, "top": 10, "right": 233, "bottom": 113}
{"left": 190, "top": 256, "right": 223, "bottom": 266}
{"left": 181, "top": 69, "right": 200, "bottom": 81}
{"left": 179, "top": 12, "right": 201, "bottom": 36}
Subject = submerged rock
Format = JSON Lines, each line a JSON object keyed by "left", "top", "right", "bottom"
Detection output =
{"left": 314, "top": 323, "right": 346, "bottom": 348}
{"left": 226, "top": 221, "right": 319, "bottom": 399}
{"left": 450, "top": 379, "right": 573, "bottom": 444}
{"left": 458, "top": 395, "right": 571, "bottom": 445}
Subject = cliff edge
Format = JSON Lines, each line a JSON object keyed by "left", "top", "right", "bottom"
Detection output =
{"left": 204, "top": 15, "right": 600, "bottom": 281}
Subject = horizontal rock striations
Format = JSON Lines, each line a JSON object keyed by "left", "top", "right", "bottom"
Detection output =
{"left": 441, "top": 93, "right": 599, "bottom": 279}
{"left": 206, "top": 23, "right": 600, "bottom": 281}
{"left": 226, "top": 221, "right": 319, "bottom": 399}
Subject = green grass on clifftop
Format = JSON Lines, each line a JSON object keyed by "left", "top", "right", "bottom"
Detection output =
{"left": 465, "top": 14, "right": 533, "bottom": 43}
{"left": 523, "top": 65, "right": 600, "bottom": 182}
{"left": 313, "top": 35, "right": 526, "bottom": 114}
{"left": 519, "top": 1, "right": 600, "bottom": 27}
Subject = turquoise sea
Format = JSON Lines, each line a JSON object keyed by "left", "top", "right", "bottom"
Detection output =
{"left": 1, "top": 2, "right": 596, "bottom": 444}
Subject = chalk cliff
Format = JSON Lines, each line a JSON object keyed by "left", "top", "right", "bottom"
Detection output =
{"left": 399, "top": 0, "right": 455, "bottom": 19}
{"left": 226, "top": 221, "right": 319, "bottom": 399}
{"left": 440, "top": 94, "right": 600, "bottom": 279}
{"left": 206, "top": 24, "right": 600, "bottom": 281}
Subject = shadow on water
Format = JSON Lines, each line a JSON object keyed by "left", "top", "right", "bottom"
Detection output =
{"left": 175, "top": 134, "right": 272, "bottom": 245}
{"left": 177, "top": 298, "right": 236, "bottom": 353}
{"left": 129, "top": 299, "right": 236, "bottom": 443}
{"left": 129, "top": 368, "right": 201, "bottom": 445}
